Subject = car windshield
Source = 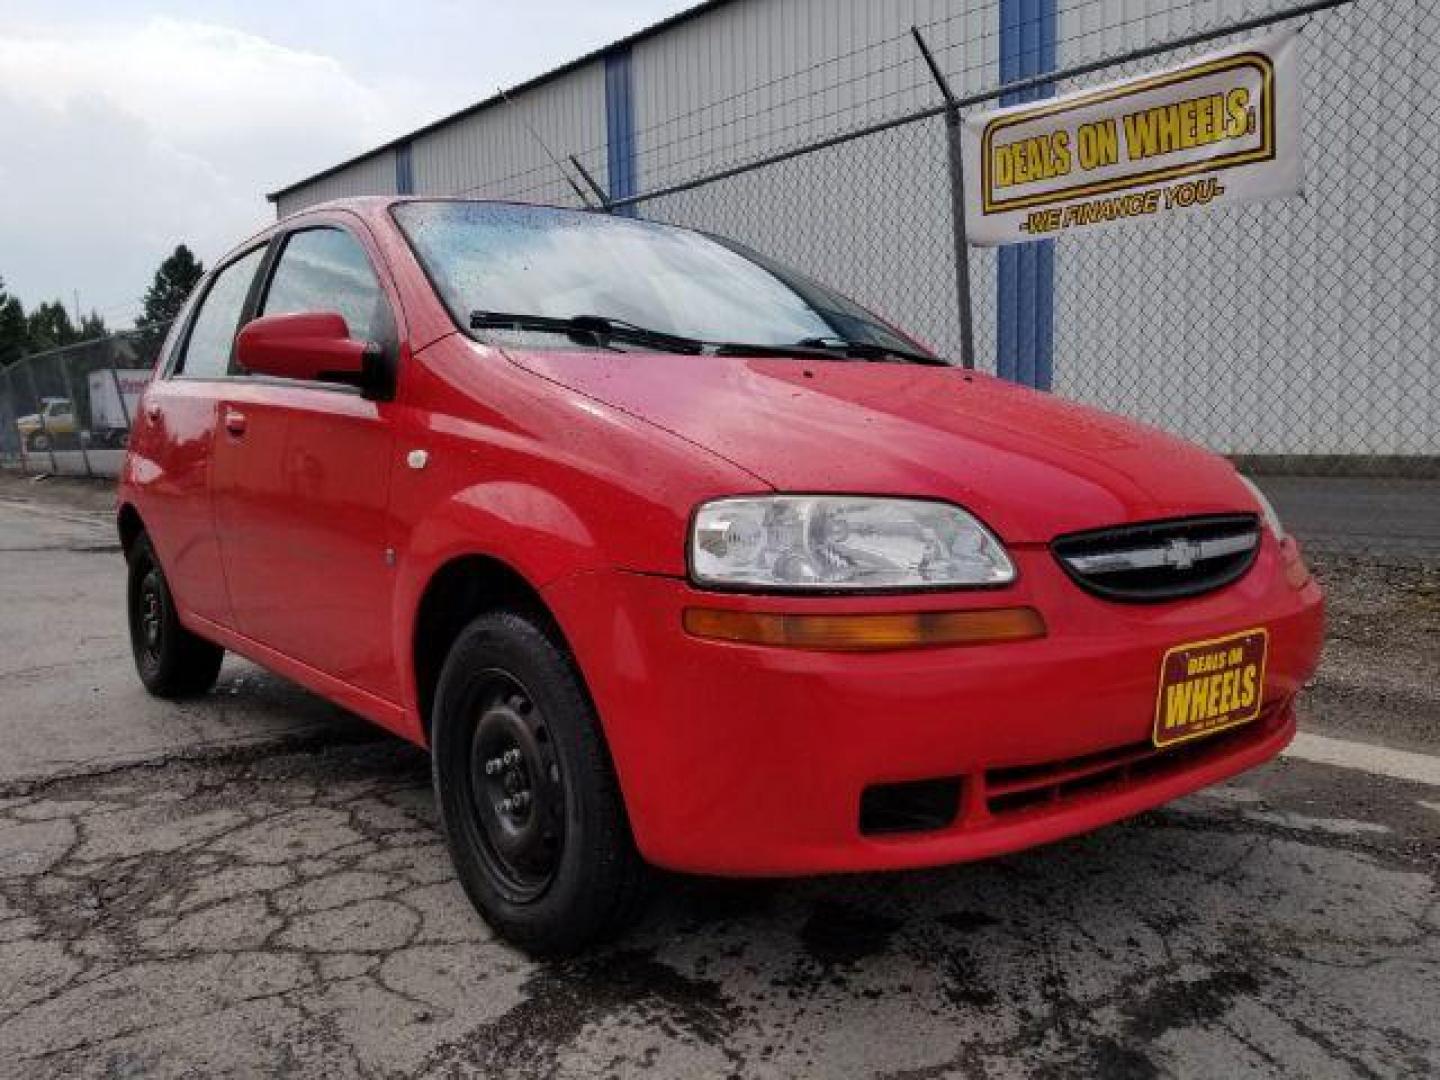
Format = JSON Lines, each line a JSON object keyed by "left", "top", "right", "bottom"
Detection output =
{"left": 391, "top": 201, "right": 937, "bottom": 361}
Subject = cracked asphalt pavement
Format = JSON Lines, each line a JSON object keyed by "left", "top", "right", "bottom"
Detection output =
{"left": 1, "top": 474, "right": 1437, "bottom": 1078}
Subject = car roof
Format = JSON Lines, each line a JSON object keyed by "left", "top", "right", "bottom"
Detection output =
{"left": 275, "top": 195, "right": 590, "bottom": 226}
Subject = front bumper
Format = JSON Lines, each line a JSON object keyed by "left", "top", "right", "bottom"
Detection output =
{"left": 543, "top": 537, "right": 1324, "bottom": 876}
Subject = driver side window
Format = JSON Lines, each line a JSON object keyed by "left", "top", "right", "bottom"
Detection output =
{"left": 257, "top": 227, "right": 391, "bottom": 357}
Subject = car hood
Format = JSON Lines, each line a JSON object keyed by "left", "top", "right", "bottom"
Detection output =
{"left": 503, "top": 347, "right": 1254, "bottom": 543}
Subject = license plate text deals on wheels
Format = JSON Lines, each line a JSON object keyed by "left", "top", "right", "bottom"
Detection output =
{"left": 1154, "top": 628, "right": 1269, "bottom": 748}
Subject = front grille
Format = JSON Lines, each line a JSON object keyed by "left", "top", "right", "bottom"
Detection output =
{"left": 1051, "top": 514, "right": 1260, "bottom": 602}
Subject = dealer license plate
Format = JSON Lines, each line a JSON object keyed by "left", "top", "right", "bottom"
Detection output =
{"left": 1153, "top": 628, "right": 1268, "bottom": 748}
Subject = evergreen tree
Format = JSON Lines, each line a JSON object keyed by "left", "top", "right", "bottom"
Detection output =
{"left": 78, "top": 310, "right": 109, "bottom": 340}
{"left": 138, "top": 245, "right": 204, "bottom": 329}
{"left": 25, "top": 301, "right": 79, "bottom": 352}
{"left": 0, "top": 278, "right": 27, "bottom": 368}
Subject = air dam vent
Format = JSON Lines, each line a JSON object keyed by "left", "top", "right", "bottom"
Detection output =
{"left": 1052, "top": 514, "right": 1260, "bottom": 603}
{"left": 985, "top": 706, "right": 1278, "bottom": 819}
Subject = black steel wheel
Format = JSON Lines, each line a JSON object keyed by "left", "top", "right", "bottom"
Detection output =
{"left": 464, "top": 672, "right": 567, "bottom": 901}
{"left": 137, "top": 567, "right": 165, "bottom": 663}
{"left": 126, "top": 532, "right": 225, "bottom": 698}
{"left": 431, "top": 609, "right": 649, "bottom": 956}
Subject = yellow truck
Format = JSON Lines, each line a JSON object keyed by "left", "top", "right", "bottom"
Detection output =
{"left": 16, "top": 397, "right": 77, "bottom": 452}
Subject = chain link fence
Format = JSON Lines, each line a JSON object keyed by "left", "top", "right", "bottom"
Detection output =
{"left": 636, "top": 115, "right": 986, "bottom": 365}
{"left": 0, "top": 323, "right": 171, "bottom": 479}
{"left": 616, "top": 0, "right": 1436, "bottom": 483}
{"left": 1047, "top": 0, "right": 1436, "bottom": 474}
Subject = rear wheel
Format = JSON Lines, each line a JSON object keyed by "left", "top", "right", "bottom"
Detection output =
{"left": 126, "top": 533, "right": 224, "bottom": 698}
{"left": 431, "top": 610, "right": 648, "bottom": 956}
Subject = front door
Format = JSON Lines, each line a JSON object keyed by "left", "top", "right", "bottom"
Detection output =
{"left": 211, "top": 222, "right": 401, "bottom": 702}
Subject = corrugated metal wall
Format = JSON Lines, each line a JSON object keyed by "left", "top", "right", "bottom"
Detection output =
{"left": 273, "top": 64, "right": 607, "bottom": 216}
{"left": 628, "top": 0, "right": 995, "bottom": 191}
{"left": 1055, "top": 0, "right": 1260, "bottom": 57}
{"left": 411, "top": 61, "right": 609, "bottom": 207}
{"left": 270, "top": 0, "right": 1000, "bottom": 216}
{"left": 274, "top": 149, "right": 397, "bottom": 218}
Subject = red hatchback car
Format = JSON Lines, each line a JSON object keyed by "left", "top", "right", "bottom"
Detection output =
{"left": 119, "top": 198, "right": 1324, "bottom": 954}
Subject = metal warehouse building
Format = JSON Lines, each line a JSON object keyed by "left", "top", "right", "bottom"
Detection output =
{"left": 269, "top": 0, "right": 1438, "bottom": 468}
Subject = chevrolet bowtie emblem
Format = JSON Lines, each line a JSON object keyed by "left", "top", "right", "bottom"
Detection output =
{"left": 1164, "top": 538, "right": 1201, "bottom": 570}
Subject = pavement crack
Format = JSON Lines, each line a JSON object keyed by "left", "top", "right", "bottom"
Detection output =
{"left": 0, "top": 728, "right": 392, "bottom": 798}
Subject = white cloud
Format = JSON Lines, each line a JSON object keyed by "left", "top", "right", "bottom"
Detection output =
{"left": 0, "top": 17, "right": 437, "bottom": 323}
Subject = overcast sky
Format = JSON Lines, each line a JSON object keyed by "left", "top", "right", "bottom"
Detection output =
{"left": 0, "top": 0, "right": 694, "bottom": 327}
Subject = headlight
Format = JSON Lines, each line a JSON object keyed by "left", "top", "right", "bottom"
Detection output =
{"left": 689, "top": 496, "right": 1015, "bottom": 590}
{"left": 1237, "top": 476, "right": 1286, "bottom": 542}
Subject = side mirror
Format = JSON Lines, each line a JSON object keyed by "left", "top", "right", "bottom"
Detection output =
{"left": 235, "top": 312, "right": 382, "bottom": 392}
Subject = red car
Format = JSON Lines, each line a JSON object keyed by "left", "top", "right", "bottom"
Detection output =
{"left": 118, "top": 198, "right": 1324, "bottom": 954}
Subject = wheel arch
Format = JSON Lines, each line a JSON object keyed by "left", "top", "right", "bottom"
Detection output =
{"left": 410, "top": 553, "right": 573, "bottom": 744}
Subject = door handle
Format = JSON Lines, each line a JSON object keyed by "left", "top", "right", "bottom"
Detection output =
{"left": 223, "top": 409, "right": 248, "bottom": 436}
{"left": 145, "top": 403, "right": 161, "bottom": 422}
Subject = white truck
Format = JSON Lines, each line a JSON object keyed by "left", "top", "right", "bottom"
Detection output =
{"left": 85, "top": 368, "right": 150, "bottom": 448}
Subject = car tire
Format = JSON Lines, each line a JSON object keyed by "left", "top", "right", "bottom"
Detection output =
{"left": 126, "top": 533, "right": 225, "bottom": 698}
{"left": 431, "top": 609, "right": 649, "bottom": 956}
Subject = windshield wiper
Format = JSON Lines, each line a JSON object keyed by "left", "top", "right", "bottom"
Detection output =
{"left": 794, "top": 336, "right": 948, "bottom": 366}
{"left": 470, "top": 311, "right": 706, "bottom": 354}
{"left": 472, "top": 311, "right": 843, "bottom": 360}
{"left": 470, "top": 310, "right": 948, "bottom": 366}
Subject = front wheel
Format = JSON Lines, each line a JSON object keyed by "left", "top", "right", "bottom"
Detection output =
{"left": 431, "top": 610, "right": 648, "bottom": 956}
{"left": 127, "top": 533, "right": 225, "bottom": 698}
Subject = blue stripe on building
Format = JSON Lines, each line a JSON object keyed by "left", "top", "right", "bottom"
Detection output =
{"left": 604, "top": 49, "right": 638, "bottom": 214}
{"left": 394, "top": 142, "right": 414, "bottom": 195}
{"left": 997, "top": 0, "right": 1057, "bottom": 390}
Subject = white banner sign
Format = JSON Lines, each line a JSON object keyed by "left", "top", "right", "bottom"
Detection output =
{"left": 961, "top": 28, "right": 1302, "bottom": 246}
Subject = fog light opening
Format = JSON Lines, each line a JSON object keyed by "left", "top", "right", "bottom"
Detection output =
{"left": 860, "top": 777, "right": 964, "bottom": 835}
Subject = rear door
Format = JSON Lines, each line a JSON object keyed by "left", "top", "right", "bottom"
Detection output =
{"left": 210, "top": 218, "right": 402, "bottom": 702}
{"left": 135, "top": 244, "right": 268, "bottom": 627}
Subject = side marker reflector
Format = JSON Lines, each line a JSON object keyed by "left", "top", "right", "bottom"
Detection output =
{"left": 682, "top": 607, "right": 1046, "bottom": 651}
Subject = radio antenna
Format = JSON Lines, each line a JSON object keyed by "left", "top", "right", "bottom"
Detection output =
{"left": 498, "top": 85, "right": 595, "bottom": 208}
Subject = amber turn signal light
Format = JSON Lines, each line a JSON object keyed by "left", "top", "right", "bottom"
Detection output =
{"left": 682, "top": 606, "right": 1047, "bottom": 651}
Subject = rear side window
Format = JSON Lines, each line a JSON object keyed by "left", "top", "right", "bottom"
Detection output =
{"left": 178, "top": 247, "right": 265, "bottom": 379}
{"left": 260, "top": 228, "right": 390, "bottom": 344}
